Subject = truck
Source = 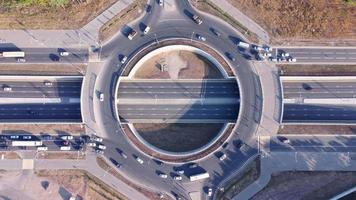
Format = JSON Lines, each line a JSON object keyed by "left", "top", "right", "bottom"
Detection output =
{"left": 0, "top": 51, "right": 25, "bottom": 58}
{"left": 60, "top": 146, "right": 71, "bottom": 151}
{"left": 189, "top": 172, "right": 210, "bottom": 181}
{"left": 12, "top": 140, "right": 42, "bottom": 147}
{"left": 127, "top": 29, "right": 137, "bottom": 40}
{"left": 237, "top": 41, "right": 250, "bottom": 49}
{"left": 192, "top": 15, "right": 203, "bottom": 25}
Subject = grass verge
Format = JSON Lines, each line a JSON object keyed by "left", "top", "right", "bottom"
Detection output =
{"left": 99, "top": 0, "right": 146, "bottom": 42}
{"left": 217, "top": 156, "right": 260, "bottom": 200}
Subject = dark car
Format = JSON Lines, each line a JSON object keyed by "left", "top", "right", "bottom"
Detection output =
{"left": 41, "top": 135, "right": 53, "bottom": 140}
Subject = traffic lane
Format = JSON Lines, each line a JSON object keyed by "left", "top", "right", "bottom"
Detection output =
{"left": 0, "top": 48, "right": 88, "bottom": 63}
{"left": 0, "top": 81, "right": 82, "bottom": 98}
{"left": 277, "top": 48, "right": 356, "bottom": 62}
{"left": 118, "top": 104, "right": 239, "bottom": 120}
{"left": 283, "top": 104, "right": 356, "bottom": 122}
{"left": 270, "top": 135, "right": 356, "bottom": 152}
{"left": 283, "top": 81, "right": 356, "bottom": 98}
{"left": 0, "top": 104, "right": 82, "bottom": 121}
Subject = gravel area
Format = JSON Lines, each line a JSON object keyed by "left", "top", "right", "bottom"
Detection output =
{"left": 0, "top": 64, "right": 86, "bottom": 75}
{"left": 278, "top": 65, "right": 356, "bottom": 76}
{"left": 279, "top": 125, "right": 356, "bottom": 135}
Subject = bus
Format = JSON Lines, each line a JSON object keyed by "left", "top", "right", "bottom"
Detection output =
{"left": 189, "top": 172, "right": 210, "bottom": 182}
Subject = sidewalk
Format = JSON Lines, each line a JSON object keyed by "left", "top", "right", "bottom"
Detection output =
{"left": 209, "top": 0, "right": 270, "bottom": 43}
{"left": 0, "top": 0, "right": 133, "bottom": 48}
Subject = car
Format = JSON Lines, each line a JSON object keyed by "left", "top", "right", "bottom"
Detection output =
{"left": 87, "top": 142, "right": 96, "bottom": 147}
{"left": 120, "top": 56, "right": 127, "bottom": 64}
{"left": 37, "top": 146, "right": 48, "bottom": 151}
{"left": 60, "top": 146, "right": 71, "bottom": 151}
{"left": 158, "top": 0, "right": 163, "bottom": 6}
{"left": 278, "top": 136, "right": 291, "bottom": 144}
{"left": 120, "top": 152, "right": 128, "bottom": 159}
{"left": 192, "top": 15, "right": 203, "bottom": 25}
{"left": 17, "top": 58, "right": 26, "bottom": 63}
{"left": 173, "top": 176, "right": 182, "bottom": 181}
{"left": 226, "top": 53, "right": 235, "bottom": 61}
{"left": 62, "top": 140, "right": 70, "bottom": 146}
{"left": 281, "top": 52, "right": 290, "bottom": 57}
{"left": 189, "top": 163, "right": 198, "bottom": 168}
{"left": 219, "top": 153, "right": 227, "bottom": 161}
{"left": 210, "top": 28, "right": 221, "bottom": 37}
{"left": 9, "top": 135, "right": 19, "bottom": 139}
{"left": 99, "top": 93, "right": 104, "bottom": 102}
{"left": 92, "top": 136, "right": 103, "bottom": 142}
{"left": 159, "top": 173, "right": 168, "bottom": 179}
{"left": 127, "top": 29, "right": 137, "bottom": 40}
{"left": 207, "top": 188, "right": 213, "bottom": 197}
{"left": 59, "top": 51, "right": 69, "bottom": 56}
{"left": 253, "top": 45, "right": 264, "bottom": 51}
{"left": 288, "top": 58, "right": 297, "bottom": 62}
{"left": 61, "top": 135, "right": 73, "bottom": 140}
{"left": 22, "top": 135, "right": 32, "bottom": 140}
{"left": 143, "top": 26, "right": 150, "bottom": 34}
{"left": 3, "top": 87, "right": 12, "bottom": 92}
{"left": 263, "top": 46, "right": 272, "bottom": 52}
{"left": 222, "top": 142, "right": 229, "bottom": 149}
{"left": 136, "top": 157, "right": 144, "bottom": 164}
{"left": 98, "top": 144, "right": 106, "bottom": 150}
{"left": 197, "top": 35, "right": 206, "bottom": 41}
{"left": 96, "top": 149, "right": 104, "bottom": 154}
{"left": 41, "top": 135, "right": 53, "bottom": 140}
{"left": 263, "top": 53, "right": 272, "bottom": 57}
{"left": 43, "top": 81, "right": 53, "bottom": 86}
{"left": 0, "top": 140, "right": 7, "bottom": 145}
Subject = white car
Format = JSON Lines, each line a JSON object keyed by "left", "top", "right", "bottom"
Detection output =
{"left": 98, "top": 144, "right": 106, "bottom": 150}
{"left": 120, "top": 56, "right": 127, "bottom": 64}
{"left": 121, "top": 152, "right": 128, "bottom": 159}
{"left": 281, "top": 52, "right": 290, "bottom": 57}
{"left": 96, "top": 149, "right": 104, "bottom": 154}
{"left": 61, "top": 135, "right": 73, "bottom": 140}
{"left": 288, "top": 58, "right": 297, "bottom": 62}
{"left": 173, "top": 176, "right": 182, "bottom": 180}
{"left": 159, "top": 173, "right": 168, "bottom": 179}
{"left": 37, "top": 146, "right": 48, "bottom": 151}
{"left": 207, "top": 188, "right": 213, "bottom": 197}
{"left": 219, "top": 153, "right": 227, "bottom": 161}
{"left": 197, "top": 35, "right": 206, "bottom": 41}
{"left": 44, "top": 81, "right": 53, "bottom": 86}
{"left": 87, "top": 142, "right": 96, "bottom": 147}
{"left": 3, "top": 87, "right": 12, "bottom": 92}
{"left": 143, "top": 26, "right": 150, "bottom": 34}
{"left": 60, "top": 51, "right": 69, "bottom": 56}
{"left": 92, "top": 136, "right": 103, "bottom": 142}
{"left": 136, "top": 157, "right": 144, "bottom": 164}
{"left": 99, "top": 93, "right": 104, "bottom": 102}
{"left": 159, "top": 0, "right": 163, "bottom": 6}
{"left": 17, "top": 58, "right": 26, "bottom": 63}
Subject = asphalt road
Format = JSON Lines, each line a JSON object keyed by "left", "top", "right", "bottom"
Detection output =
{"left": 118, "top": 80, "right": 239, "bottom": 99}
{"left": 0, "top": 80, "right": 82, "bottom": 98}
{"left": 270, "top": 135, "right": 356, "bottom": 152}
{"left": 0, "top": 103, "right": 81, "bottom": 122}
{"left": 283, "top": 81, "right": 356, "bottom": 99}
{"left": 276, "top": 47, "right": 356, "bottom": 63}
{"left": 0, "top": 47, "right": 88, "bottom": 63}
{"left": 118, "top": 104, "right": 239, "bottom": 122}
{"left": 283, "top": 103, "right": 356, "bottom": 122}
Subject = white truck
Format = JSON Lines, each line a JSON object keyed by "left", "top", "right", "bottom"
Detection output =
{"left": 189, "top": 172, "right": 210, "bottom": 181}
{"left": 0, "top": 51, "right": 25, "bottom": 58}
{"left": 60, "top": 146, "right": 71, "bottom": 151}
{"left": 12, "top": 140, "right": 42, "bottom": 147}
{"left": 237, "top": 41, "right": 250, "bottom": 49}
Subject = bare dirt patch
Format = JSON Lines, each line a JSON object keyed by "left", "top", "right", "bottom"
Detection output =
{"left": 122, "top": 39, "right": 234, "bottom": 77}
{"left": 0, "top": 64, "right": 86, "bottom": 75}
{"left": 190, "top": 0, "right": 259, "bottom": 43}
{"left": 99, "top": 0, "right": 146, "bottom": 42}
{"left": 226, "top": 0, "right": 356, "bottom": 44}
{"left": 122, "top": 123, "right": 235, "bottom": 162}
{"left": 217, "top": 157, "right": 260, "bottom": 200}
{"left": 133, "top": 50, "right": 224, "bottom": 79}
{"left": 96, "top": 157, "right": 172, "bottom": 200}
{"left": 252, "top": 171, "right": 356, "bottom": 200}
{"left": 279, "top": 125, "right": 356, "bottom": 135}
{"left": 278, "top": 65, "right": 356, "bottom": 76}
{"left": 0, "top": 151, "right": 21, "bottom": 159}
{"left": 36, "top": 169, "right": 127, "bottom": 200}
{"left": 134, "top": 123, "right": 224, "bottom": 152}
{"left": 0, "top": 124, "right": 85, "bottom": 136}
{"left": 0, "top": 0, "right": 117, "bottom": 29}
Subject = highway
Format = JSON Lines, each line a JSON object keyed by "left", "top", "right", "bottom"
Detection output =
{"left": 283, "top": 80, "right": 356, "bottom": 99}
{"left": 283, "top": 104, "right": 356, "bottom": 122}
{"left": 118, "top": 104, "right": 239, "bottom": 122}
{"left": 0, "top": 103, "right": 81, "bottom": 122}
{"left": 276, "top": 47, "right": 356, "bottom": 63}
{"left": 118, "top": 79, "right": 239, "bottom": 99}
{"left": 0, "top": 47, "right": 88, "bottom": 63}
{"left": 0, "top": 79, "right": 82, "bottom": 98}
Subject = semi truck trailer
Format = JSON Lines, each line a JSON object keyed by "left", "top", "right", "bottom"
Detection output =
{"left": 0, "top": 51, "right": 25, "bottom": 58}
